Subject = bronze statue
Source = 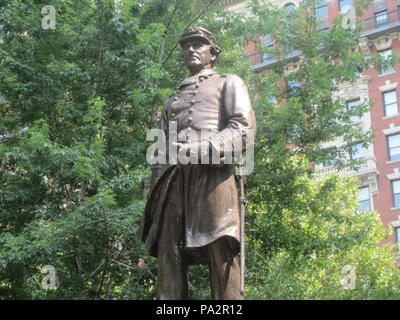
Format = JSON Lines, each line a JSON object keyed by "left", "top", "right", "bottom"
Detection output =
{"left": 138, "top": 26, "right": 256, "bottom": 300}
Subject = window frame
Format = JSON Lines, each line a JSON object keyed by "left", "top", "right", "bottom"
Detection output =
{"left": 315, "top": 0, "right": 329, "bottom": 30}
{"left": 375, "top": 9, "right": 389, "bottom": 28}
{"left": 339, "top": 0, "right": 353, "bottom": 13}
{"left": 324, "top": 147, "right": 338, "bottom": 167}
{"left": 392, "top": 179, "right": 400, "bottom": 208}
{"left": 283, "top": 3, "right": 297, "bottom": 54}
{"left": 350, "top": 142, "right": 366, "bottom": 160}
{"left": 262, "top": 43, "right": 275, "bottom": 63}
{"left": 398, "top": 4, "right": 400, "bottom": 21}
{"left": 346, "top": 98, "right": 362, "bottom": 123}
{"left": 357, "top": 186, "right": 371, "bottom": 212}
{"left": 396, "top": 227, "right": 400, "bottom": 254}
{"left": 378, "top": 48, "right": 394, "bottom": 74}
{"left": 387, "top": 133, "right": 400, "bottom": 161}
{"left": 383, "top": 90, "right": 398, "bottom": 117}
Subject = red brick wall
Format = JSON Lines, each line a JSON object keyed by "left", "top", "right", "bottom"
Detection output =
{"left": 368, "top": 36, "right": 400, "bottom": 245}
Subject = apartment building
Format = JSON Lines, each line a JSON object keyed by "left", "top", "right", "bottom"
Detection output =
{"left": 221, "top": 0, "right": 400, "bottom": 250}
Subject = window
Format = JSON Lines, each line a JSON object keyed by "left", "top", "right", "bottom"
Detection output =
{"left": 347, "top": 99, "right": 362, "bottom": 123}
{"left": 315, "top": 0, "right": 328, "bottom": 30}
{"left": 262, "top": 43, "right": 274, "bottom": 63}
{"left": 383, "top": 90, "right": 398, "bottom": 117}
{"left": 392, "top": 180, "right": 400, "bottom": 207}
{"left": 287, "top": 80, "right": 301, "bottom": 97}
{"left": 339, "top": 0, "right": 353, "bottom": 13}
{"left": 315, "top": 0, "right": 327, "bottom": 18}
{"left": 350, "top": 143, "right": 366, "bottom": 160}
{"left": 284, "top": 3, "right": 297, "bottom": 54}
{"left": 288, "top": 80, "right": 300, "bottom": 88}
{"left": 375, "top": 10, "right": 389, "bottom": 27}
{"left": 398, "top": 4, "right": 400, "bottom": 21}
{"left": 388, "top": 133, "right": 400, "bottom": 161}
{"left": 325, "top": 148, "right": 338, "bottom": 167}
{"left": 396, "top": 227, "right": 400, "bottom": 254}
{"left": 357, "top": 186, "right": 371, "bottom": 212}
{"left": 284, "top": 2, "right": 296, "bottom": 11}
{"left": 378, "top": 49, "right": 394, "bottom": 74}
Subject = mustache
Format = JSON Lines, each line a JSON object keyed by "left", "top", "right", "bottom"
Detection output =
{"left": 187, "top": 53, "right": 200, "bottom": 59}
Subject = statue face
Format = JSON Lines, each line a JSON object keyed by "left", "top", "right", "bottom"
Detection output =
{"left": 182, "top": 40, "right": 215, "bottom": 74}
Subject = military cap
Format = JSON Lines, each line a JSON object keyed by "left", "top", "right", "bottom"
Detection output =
{"left": 179, "top": 26, "right": 222, "bottom": 56}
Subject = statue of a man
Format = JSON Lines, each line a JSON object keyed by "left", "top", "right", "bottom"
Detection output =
{"left": 138, "top": 26, "right": 256, "bottom": 300}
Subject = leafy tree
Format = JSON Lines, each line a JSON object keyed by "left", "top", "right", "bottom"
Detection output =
{"left": 0, "top": 0, "right": 252, "bottom": 299}
{"left": 0, "top": 0, "right": 399, "bottom": 300}
{"left": 243, "top": 0, "right": 400, "bottom": 299}
{"left": 246, "top": 156, "right": 400, "bottom": 299}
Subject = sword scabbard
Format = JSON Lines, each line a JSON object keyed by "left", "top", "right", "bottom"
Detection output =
{"left": 238, "top": 164, "right": 246, "bottom": 296}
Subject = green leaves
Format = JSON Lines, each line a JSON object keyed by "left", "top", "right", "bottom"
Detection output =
{"left": 1, "top": 0, "right": 247, "bottom": 299}
{"left": 242, "top": 0, "right": 400, "bottom": 300}
{"left": 246, "top": 157, "right": 400, "bottom": 299}
{"left": 0, "top": 0, "right": 399, "bottom": 300}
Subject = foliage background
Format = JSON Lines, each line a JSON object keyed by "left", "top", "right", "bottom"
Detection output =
{"left": 0, "top": 0, "right": 399, "bottom": 299}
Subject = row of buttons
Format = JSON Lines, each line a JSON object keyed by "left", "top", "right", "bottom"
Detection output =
{"left": 170, "top": 75, "right": 210, "bottom": 123}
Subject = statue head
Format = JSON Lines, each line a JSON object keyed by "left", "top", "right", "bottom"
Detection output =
{"left": 179, "top": 26, "right": 222, "bottom": 75}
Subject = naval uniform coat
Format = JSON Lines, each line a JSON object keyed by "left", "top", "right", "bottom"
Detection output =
{"left": 138, "top": 68, "right": 256, "bottom": 265}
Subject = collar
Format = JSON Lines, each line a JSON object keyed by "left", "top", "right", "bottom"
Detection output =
{"left": 178, "top": 68, "right": 217, "bottom": 90}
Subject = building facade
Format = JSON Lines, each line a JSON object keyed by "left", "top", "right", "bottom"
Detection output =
{"left": 222, "top": 0, "right": 400, "bottom": 251}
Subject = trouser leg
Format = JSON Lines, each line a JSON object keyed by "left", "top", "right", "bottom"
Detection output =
{"left": 156, "top": 240, "right": 188, "bottom": 300}
{"left": 207, "top": 240, "right": 243, "bottom": 300}
{"left": 156, "top": 176, "right": 188, "bottom": 300}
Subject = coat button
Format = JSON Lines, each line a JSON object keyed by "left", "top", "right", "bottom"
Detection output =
{"left": 173, "top": 96, "right": 178, "bottom": 101}
{"left": 189, "top": 109, "right": 193, "bottom": 114}
{"left": 171, "top": 113, "right": 176, "bottom": 117}
{"left": 193, "top": 90, "right": 198, "bottom": 95}
{"left": 195, "top": 84, "right": 200, "bottom": 88}
{"left": 191, "top": 99, "right": 195, "bottom": 104}
{"left": 188, "top": 117, "right": 193, "bottom": 122}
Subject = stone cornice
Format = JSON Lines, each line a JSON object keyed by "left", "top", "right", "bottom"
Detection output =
{"left": 334, "top": 76, "right": 371, "bottom": 100}
{"left": 383, "top": 123, "right": 400, "bottom": 136}
{"left": 387, "top": 168, "right": 400, "bottom": 180}
{"left": 379, "top": 80, "right": 398, "bottom": 92}
{"left": 358, "top": 33, "right": 400, "bottom": 53}
{"left": 391, "top": 215, "right": 400, "bottom": 227}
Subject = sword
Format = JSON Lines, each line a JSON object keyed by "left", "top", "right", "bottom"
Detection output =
{"left": 238, "top": 162, "right": 246, "bottom": 296}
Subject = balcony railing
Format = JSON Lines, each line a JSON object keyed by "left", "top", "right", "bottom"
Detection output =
{"left": 359, "top": 8, "right": 400, "bottom": 34}
{"left": 248, "top": 8, "right": 400, "bottom": 69}
{"left": 247, "top": 49, "right": 301, "bottom": 70}
{"left": 315, "top": 157, "right": 378, "bottom": 179}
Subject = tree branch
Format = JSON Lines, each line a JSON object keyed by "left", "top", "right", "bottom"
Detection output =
{"left": 105, "top": 278, "right": 113, "bottom": 300}
{"left": 88, "top": 259, "right": 105, "bottom": 278}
